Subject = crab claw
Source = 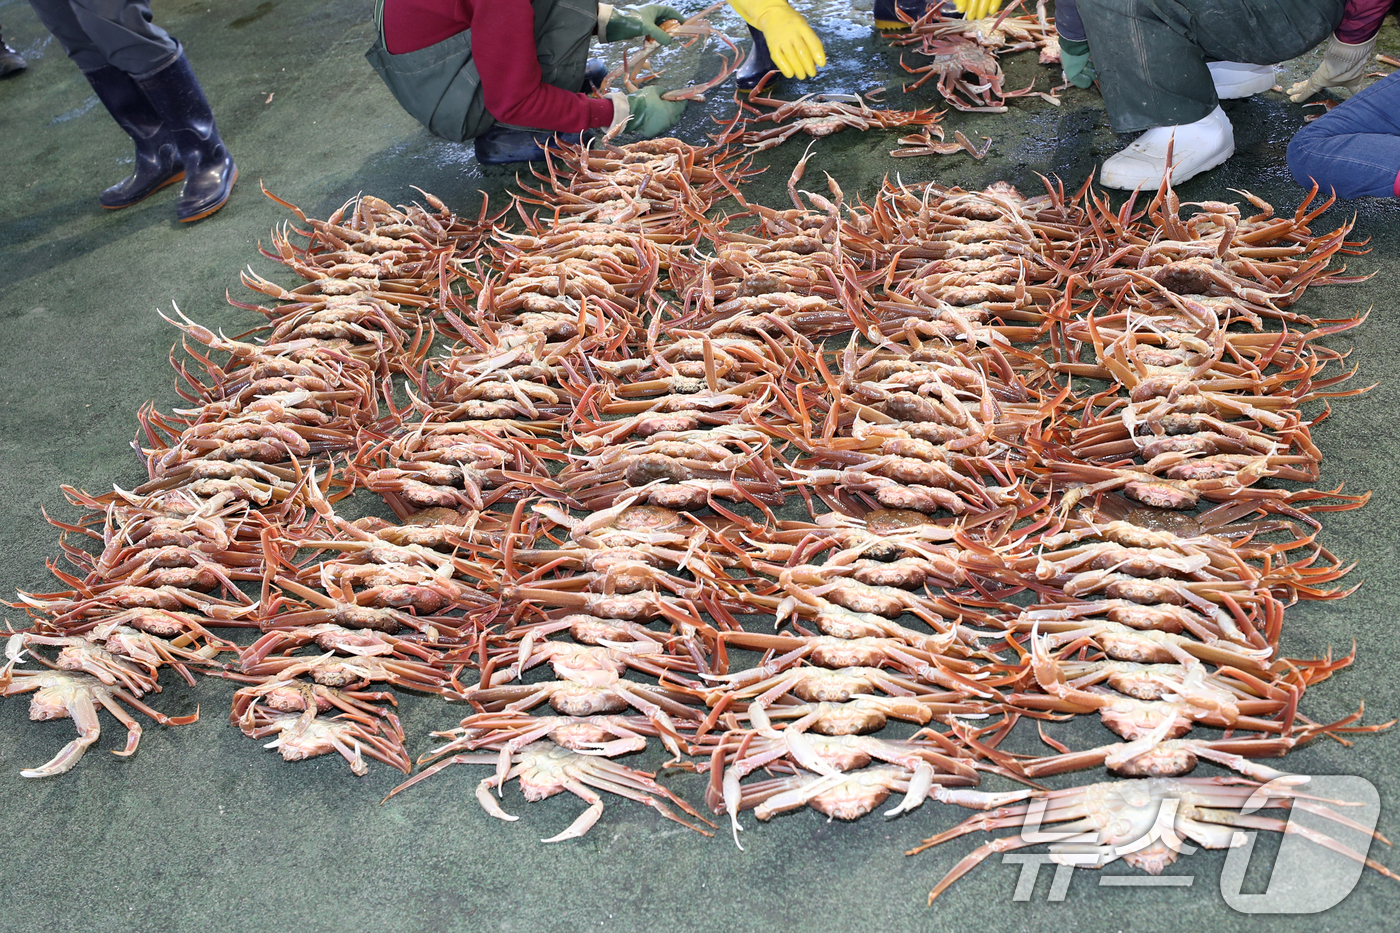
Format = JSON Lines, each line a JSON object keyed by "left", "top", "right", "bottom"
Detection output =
{"left": 723, "top": 767, "right": 745, "bottom": 851}
{"left": 885, "top": 762, "right": 934, "bottom": 817}
{"left": 773, "top": 596, "right": 798, "bottom": 630}
{"left": 785, "top": 729, "right": 841, "bottom": 778}
{"left": 476, "top": 777, "right": 520, "bottom": 822}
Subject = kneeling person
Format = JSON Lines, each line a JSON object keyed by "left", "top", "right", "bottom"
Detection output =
{"left": 1075, "top": 0, "right": 1343, "bottom": 189}
{"left": 368, "top": 0, "right": 689, "bottom": 163}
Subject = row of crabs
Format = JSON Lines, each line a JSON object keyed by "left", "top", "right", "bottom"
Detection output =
{"left": 2, "top": 133, "right": 1393, "bottom": 904}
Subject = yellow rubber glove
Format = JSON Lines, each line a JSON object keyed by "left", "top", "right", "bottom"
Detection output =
{"left": 727, "top": 0, "right": 826, "bottom": 80}
{"left": 954, "top": 0, "right": 1003, "bottom": 20}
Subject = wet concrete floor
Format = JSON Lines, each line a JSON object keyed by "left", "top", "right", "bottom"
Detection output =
{"left": 1, "top": 1, "right": 1399, "bottom": 931}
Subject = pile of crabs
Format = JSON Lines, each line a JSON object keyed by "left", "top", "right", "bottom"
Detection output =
{"left": 3, "top": 133, "right": 1394, "bottom": 903}
{"left": 601, "top": 2, "right": 1062, "bottom": 160}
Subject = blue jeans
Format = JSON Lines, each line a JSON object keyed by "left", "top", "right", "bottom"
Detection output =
{"left": 1288, "top": 72, "right": 1400, "bottom": 199}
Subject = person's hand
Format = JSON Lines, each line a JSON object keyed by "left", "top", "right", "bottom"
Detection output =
{"left": 605, "top": 4, "right": 686, "bottom": 44}
{"left": 727, "top": 0, "right": 826, "bottom": 80}
{"left": 954, "top": 0, "right": 1003, "bottom": 20}
{"left": 1288, "top": 34, "right": 1376, "bottom": 102}
{"left": 627, "top": 86, "right": 687, "bottom": 136}
{"left": 1059, "top": 37, "right": 1096, "bottom": 88}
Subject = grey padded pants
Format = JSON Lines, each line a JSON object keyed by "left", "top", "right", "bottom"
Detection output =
{"left": 27, "top": 0, "right": 178, "bottom": 76}
{"left": 1077, "top": 0, "right": 1344, "bottom": 132}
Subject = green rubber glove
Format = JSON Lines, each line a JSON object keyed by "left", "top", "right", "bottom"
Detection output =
{"left": 1059, "top": 37, "right": 1096, "bottom": 89}
{"left": 605, "top": 4, "right": 686, "bottom": 44}
{"left": 626, "top": 86, "right": 687, "bottom": 137}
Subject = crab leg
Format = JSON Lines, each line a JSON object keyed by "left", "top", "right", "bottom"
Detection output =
{"left": 1192, "top": 808, "right": 1400, "bottom": 881}
{"left": 477, "top": 775, "right": 521, "bottom": 822}
{"left": 543, "top": 780, "right": 607, "bottom": 842}
{"left": 923, "top": 834, "right": 1044, "bottom": 904}
{"left": 379, "top": 751, "right": 500, "bottom": 802}
{"left": 884, "top": 761, "right": 935, "bottom": 817}
{"left": 93, "top": 690, "right": 144, "bottom": 757}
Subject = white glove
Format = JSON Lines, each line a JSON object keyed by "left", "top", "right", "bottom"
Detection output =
{"left": 1288, "top": 34, "right": 1376, "bottom": 102}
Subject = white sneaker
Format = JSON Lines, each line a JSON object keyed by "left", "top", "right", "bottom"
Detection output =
{"left": 1099, "top": 105, "right": 1235, "bottom": 189}
{"left": 1207, "top": 61, "right": 1276, "bottom": 99}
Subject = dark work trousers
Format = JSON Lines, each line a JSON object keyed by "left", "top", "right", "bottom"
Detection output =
{"left": 28, "top": 0, "right": 178, "bottom": 76}
{"left": 366, "top": 0, "right": 598, "bottom": 143}
{"left": 1288, "top": 71, "right": 1400, "bottom": 198}
{"left": 1076, "top": 0, "right": 1344, "bottom": 132}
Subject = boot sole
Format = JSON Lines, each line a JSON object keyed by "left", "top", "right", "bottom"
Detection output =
{"left": 178, "top": 166, "right": 238, "bottom": 223}
{"left": 100, "top": 170, "right": 186, "bottom": 210}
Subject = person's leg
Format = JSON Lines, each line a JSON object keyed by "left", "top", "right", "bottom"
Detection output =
{"left": 735, "top": 24, "right": 776, "bottom": 90}
{"left": 67, "top": 0, "right": 178, "bottom": 75}
{"left": 1081, "top": 0, "right": 1343, "bottom": 187}
{"left": 0, "top": 24, "right": 28, "bottom": 76}
{"left": 28, "top": 0, "right": 184, "bottom": 207}
{"left": 31, "top": 0, "right": 232, "bottom": 220}
{"left": 1078, "top": 0, "right": 1341, "bottom": 133}
{"left": 134, "top": 46, "right": 237, "bottom": 221}
{"left": 27, "top": 0, "right": 107, "bottom": 71}
{"left": 1081, "top": 0, "right": 1235, "bottom": 189}
{"left": 1077, "top": 0, "right": 1217, "bottom": 133}
{"left": 1288, "top": 73, "right": 1400, "bottom": 198}
{"left": 38, "top": 0, "right": 237, "bottom": 220}
{"left": 84, "top": 64, "right": 186, "bottom": 207}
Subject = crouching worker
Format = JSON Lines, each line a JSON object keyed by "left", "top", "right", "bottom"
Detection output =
{"left": 368, "top": 0, "right": 691, "bottom": 164}
{"left": 1075, "top": 0, "right": 1343, "bottom": 189}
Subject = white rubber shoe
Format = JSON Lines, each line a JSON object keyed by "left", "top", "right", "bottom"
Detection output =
{"left": 1099, "top": 105, "right": 1235, "bottom": 190}
{"left": 1207, "top": 61, "right": 1277, "bottom": 99}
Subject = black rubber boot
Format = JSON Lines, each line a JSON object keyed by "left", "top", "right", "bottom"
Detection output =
{"left": 134, "top": 49, "right": 236, "bottom": 222}
{"left": 735, "top": 25, "right": 776, "bottom": 91}
{"left": 83, "top": 65, "right": 184, "bottom": 209}
{"left": 0, "top": 27, "right": 26, "bottom": 77}
{"left": 582, "top": 58, "right": 606, "bottom": 93}
{"left": 474, "top": 126, "right": 585, "bottom": 165}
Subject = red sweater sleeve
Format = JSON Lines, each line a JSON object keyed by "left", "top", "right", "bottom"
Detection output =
{"left": 471, "top": 1, "right": 613, "bottom": 131}
{"left": 382, "top": 0, "right": 613, "bottom": 132}
{"left": 1336, "top": 0, "right": 1392, "bottom": 43}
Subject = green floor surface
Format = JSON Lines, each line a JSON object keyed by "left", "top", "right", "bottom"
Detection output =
{"left": 2, "top": 2, "right": 1399, "bottom": 931}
